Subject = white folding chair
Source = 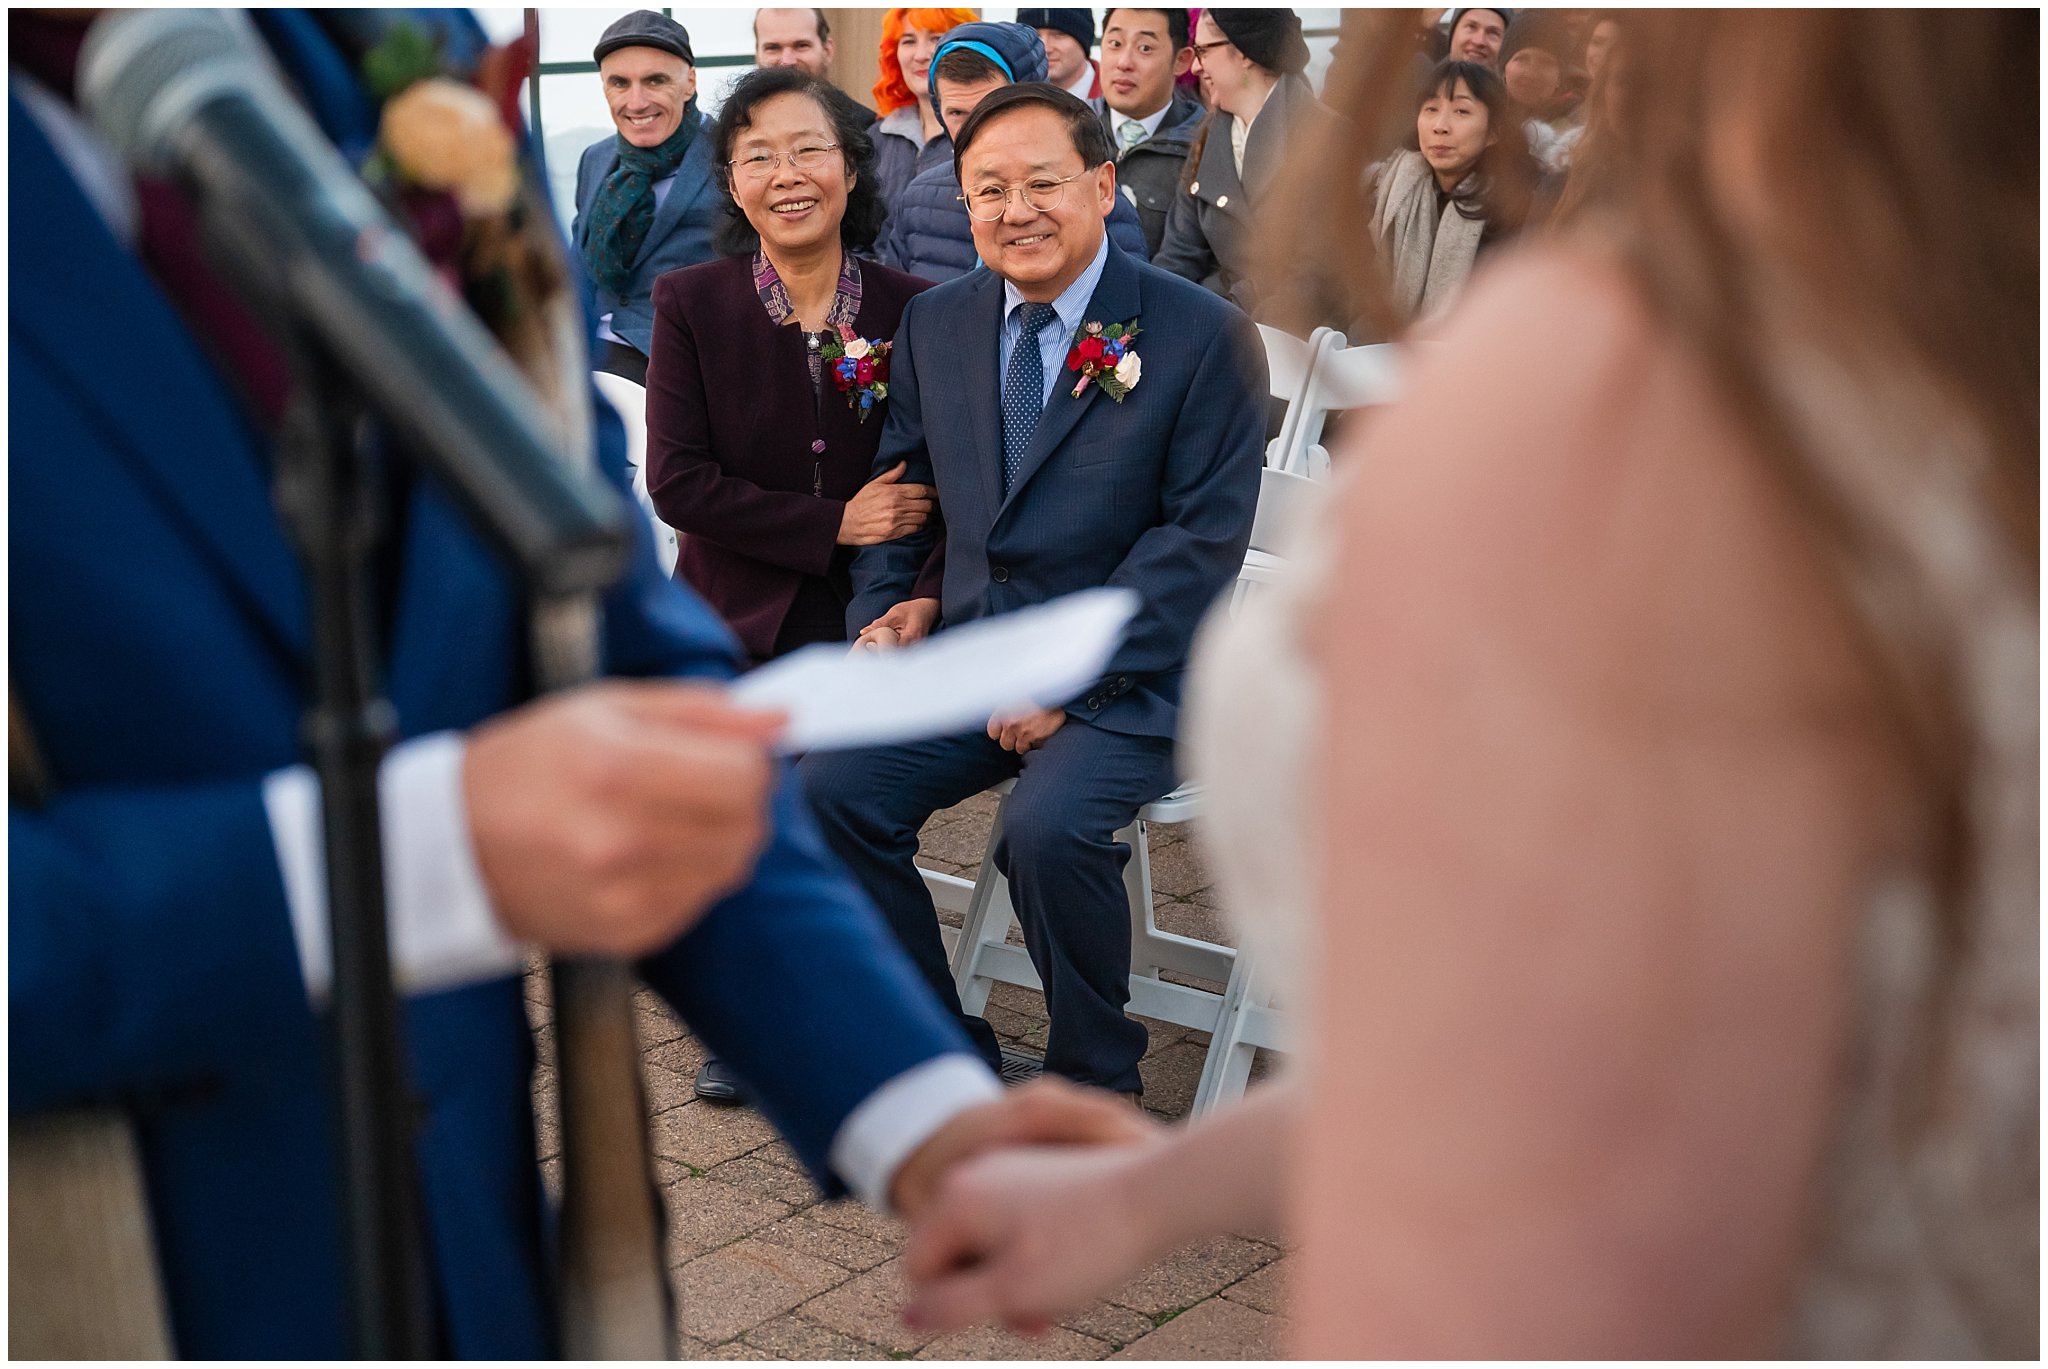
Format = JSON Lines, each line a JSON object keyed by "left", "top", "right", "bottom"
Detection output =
{"left": 1253, "top": 323, "right": 1338, "bottom": 473}
{"left": 589, "top": 370, "right": 678, "bottom": 577}
{"left": 1231, "top": 465, "right": 1323, "bottom": 613}
{"left": 927, "top": 471, "right": 1326, "bottom": 1116}
{"left": 1283, "top": 335, "right": 1407, "bottom": 481}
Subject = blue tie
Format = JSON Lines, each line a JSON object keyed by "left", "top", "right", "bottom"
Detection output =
{"left": 1002, "top": 301, "right": 1060, "bottom": 496}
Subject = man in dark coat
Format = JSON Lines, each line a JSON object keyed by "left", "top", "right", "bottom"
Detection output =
{"left": 802, "top": 85, "right": 1264, "bottom": 1102}
{"left": 1098, "top": 7, "right": 1205, "bottom": 257}
{"left": 572, "top": 11, "right": 723, "bottom": 383}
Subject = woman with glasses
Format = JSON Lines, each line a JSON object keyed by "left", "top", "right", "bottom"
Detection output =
{"left": 644, "top": 66, "right": 939, "bottom": 1103}
{"left": 643, "top": 69, "right": 937, "bottom": 1106}
{"left": 1154, "top": 9, "right": 1337, "bottom": 318}
{"left": 647, "top": 64, "right": 937, "bottom": 669}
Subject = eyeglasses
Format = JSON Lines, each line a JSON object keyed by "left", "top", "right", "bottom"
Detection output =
{"left": 727, "top": 144, "right": 839, "bottom": 178}
{"left": 1187, "top": 38, "right": 1236, "bottom": 61}
{"left": 956, "top": 170, "right": 1088, "bottom": 221}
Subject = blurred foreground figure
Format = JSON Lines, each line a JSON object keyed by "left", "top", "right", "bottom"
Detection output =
{"left": 901, "top": 10, "right": 2038, "bottom": 1356}
{"left": 9, "top": 9, "right": 1144, "bottom": 1356}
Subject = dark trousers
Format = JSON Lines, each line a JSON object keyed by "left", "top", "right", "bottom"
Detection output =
{"left": 798, "top": 722, "right": 1175, "bottom": 1094}
{"left": 597, "top": 340, "right": 649, "bottom": 386}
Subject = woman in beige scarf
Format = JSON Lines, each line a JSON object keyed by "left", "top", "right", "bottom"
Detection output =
{"left": 1369, "top": 58, "right": 1533, "bottom": 326}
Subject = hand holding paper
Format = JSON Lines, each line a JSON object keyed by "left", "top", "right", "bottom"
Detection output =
{"left": 730, "top": 589, "right": 1139, "bottom": 755}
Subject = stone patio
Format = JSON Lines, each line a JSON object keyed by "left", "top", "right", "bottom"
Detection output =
{"left": 528, "top": 791, "right": 1288, "bottom": 1359}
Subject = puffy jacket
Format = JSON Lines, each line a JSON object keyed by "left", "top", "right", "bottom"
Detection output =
{"left": 873, "top": 107, "right": 952, "bottom": 214}
{"left": 880, "top": 160, "right": 1151, "bottom": 282}
{"left": 1102, "top": 92, "right": 1207, "bottom": 257}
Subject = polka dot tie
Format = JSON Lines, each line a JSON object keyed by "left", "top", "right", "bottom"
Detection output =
{"left": 1002, "top": 302, "right": 1061, "bottom": 497}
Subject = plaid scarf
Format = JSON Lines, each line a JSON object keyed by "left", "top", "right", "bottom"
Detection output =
{"left": 582, "top": 103, "right": 698, "bottom": 296}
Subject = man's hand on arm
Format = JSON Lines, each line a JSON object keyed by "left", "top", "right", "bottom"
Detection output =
{"left": 852, "top": 597, "right": 940, "bottom": 653}
{"left": 987, "top": 706, "right": 1065, "bottom": 754}
{"left": 462, "top": 681, "right": 787, "bottom": 957}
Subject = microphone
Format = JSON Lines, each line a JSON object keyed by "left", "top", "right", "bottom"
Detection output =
{"left": 78, "top": 8, "right": 632, "bottom": 599}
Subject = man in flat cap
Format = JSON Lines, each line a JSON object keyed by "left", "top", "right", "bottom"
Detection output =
{"left": 573, "top": 10, "right": 723, "bottom": 384}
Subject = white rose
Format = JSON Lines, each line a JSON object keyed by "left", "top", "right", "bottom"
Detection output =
{"left": 1113, "top": 350, "right": 1142, "bottom": 389}
{"left": 842, "top": 337, "right": 871, "bottom": 360}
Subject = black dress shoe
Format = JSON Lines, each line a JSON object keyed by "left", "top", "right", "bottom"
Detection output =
{"left": 693, "top": 1056, "right": 750, "bottom": 1105}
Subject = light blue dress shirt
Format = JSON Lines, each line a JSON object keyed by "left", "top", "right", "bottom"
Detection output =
{"left": 998, "top": 234, "right": 1112, "bottom": 409}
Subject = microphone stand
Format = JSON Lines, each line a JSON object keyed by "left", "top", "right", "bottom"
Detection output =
{"left": 271, "top": 332, "right": 434, "bottom": 1358}
{"left": 245, "top": 248, "right": 669, "bottom": 1359}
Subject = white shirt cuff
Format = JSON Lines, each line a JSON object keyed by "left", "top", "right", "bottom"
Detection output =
{"left": 264, "top": 731, "right": 526, "bottom": 1005}
{"left": 829, "top": 1053, "right": 1004, "bottom": 1212}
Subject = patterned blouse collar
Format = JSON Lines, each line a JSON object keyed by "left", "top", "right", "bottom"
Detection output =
{"left": 753, "top": 249, "right": 862, "bottom": 332}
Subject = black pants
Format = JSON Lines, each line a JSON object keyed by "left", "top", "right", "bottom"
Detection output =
{"left": 596, "top": 340, "right": 648, "bottom": 387}
{"left": 798, "top": 724, "right": 1175, "bottom": 1094}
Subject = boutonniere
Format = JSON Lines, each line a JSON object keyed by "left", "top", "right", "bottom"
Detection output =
{"left": 1065, "top": 319, "right": 1142, "bottom": 400}
{"left": 819, "top": 327, "right": 894, "bottom": 421}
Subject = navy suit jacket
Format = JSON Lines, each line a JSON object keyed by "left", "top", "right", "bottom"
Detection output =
{"left": 8, "top": 34, "right": 968, "bottom": 1360}
{"left": 570, "top": 114, "right": 723, "bottom": 356}
{"left": 848, "top": 240, "right": 1265, "bottom": 739}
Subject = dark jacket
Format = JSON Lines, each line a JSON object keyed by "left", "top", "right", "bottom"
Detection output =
{"left": 848, "top": 240, "right": 1265, "bottom": 740}
{"left": 1102, "top": 91, "right": 1207, "bottom": 257}
{"left": 570, "top": 109, "right": 724, "bottom": 356}
{"left": 872, "top": 106, "right": 952, "bottom": 213}
{"left": 645, "top": 254, "right": 933, "bottom": 660}
{"left": 1154, "top": 73, "right": 1340, "bottom": 316}
{"left": 880, "top": 161, "right": 1152, "bottom": 282}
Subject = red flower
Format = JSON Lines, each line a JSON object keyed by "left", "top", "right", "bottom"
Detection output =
{"left": 871, "top": 354, "right": 890, "bottom": 382}
{"left": 1077, "top": 336, "right": 1107, "bottom": 363}
{"left": 1066, "top": 347, "right": 1085, "bottom": 372}
{"left": 855, "top": 357, "right": 875, "bottom": 384}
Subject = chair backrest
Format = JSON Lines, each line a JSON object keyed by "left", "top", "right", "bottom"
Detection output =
{"left": 589, "top": 370, "right": 678, "bottom": 577}
{"left": 1248, "top": 465, "right": 1322, "bottom": 559}
{"left": 1254, "top": 323, "right": 1339, "bottom": 473}
{"left": 1290, "top": 336, "right": 1406, "bottom": 464}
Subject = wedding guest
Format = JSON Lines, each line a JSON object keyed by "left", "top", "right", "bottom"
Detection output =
{"left": 1153, "top": 9, "right": 1338, "bottom": 316}
{"left": 1099, "top": 7, "right": 1203, "bottom": 257}
{"left": 1367, "top": 59, "right": 1533, "bottom": 328}
{"left": 880, "top": 23, "right": 1148, "bottom": 282}
{"left": 1018, "top": 8, "right": 1103, "bottom": 109}
{"left": 644, "top": 68, "right": 936, "bottom": 1103}
{"left": 899, "top": 10, "right": 2038, "bottom": 1358}
{"left": 754, "top": 7, "right": 878, "bottom": 126}
{"left": 572, "top": 11, "right": 722, "bottom": 384}
{"left": 871, "top": 7, "right": 980, "bottom": 210}
{"left": 1445, "top": 6, "right": 1511, "bottom": 68}
{"left": 1498, "top": 11, "right": 1573, "bottom": 173}
{"left": 801, "top": 83, "right": 1264, "bottom": 1106}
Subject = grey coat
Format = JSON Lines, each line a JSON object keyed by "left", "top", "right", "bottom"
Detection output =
{"left": 1152, "top": 74, "right": 1337, "bottom": 315}
{"left": 1102, "top": 92, "right": 1207, "bottom": 258}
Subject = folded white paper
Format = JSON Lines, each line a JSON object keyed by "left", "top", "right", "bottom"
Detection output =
{"left": 731, "top": 588, "right": 1140, "bottom": 754}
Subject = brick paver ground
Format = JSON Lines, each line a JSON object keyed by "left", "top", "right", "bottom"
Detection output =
{"left": 529, "top": 793, "right": 1286, "bottom": 1359}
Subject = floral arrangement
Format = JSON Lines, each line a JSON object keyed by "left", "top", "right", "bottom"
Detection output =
{"left": 353, "top": 17, "right": 570, "bottom": 393}
{"left": 819, "top": 328, "right": 894, "bottom": 421}
{"left": 1065, "top": 319, "right": 1143, "bottom": 400}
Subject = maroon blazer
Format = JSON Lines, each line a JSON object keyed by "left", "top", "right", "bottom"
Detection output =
{"left": 645, "top": 253, "right": 932, "bottom": 660}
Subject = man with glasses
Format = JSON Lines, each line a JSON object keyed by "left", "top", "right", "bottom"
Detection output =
{"left": 878, "top": 21, "right": 1148, "bottom": 282}
{"left": 801, "top": 83, "right": 1265, "bottom": 1108}
{"left": 573, "top": 10, "right": 722, "bottom": 384}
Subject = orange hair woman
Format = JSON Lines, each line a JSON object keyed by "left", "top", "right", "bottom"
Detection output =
{"left": 870, "top": 7, "right": 978, "bottom": 207}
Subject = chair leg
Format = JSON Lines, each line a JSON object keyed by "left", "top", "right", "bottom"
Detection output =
{"left": 1191, "top": 950, "right": 1264, "bottom": 1117}
{"left": 949, "top": 799, "right": 1013, "bottom": 1017}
